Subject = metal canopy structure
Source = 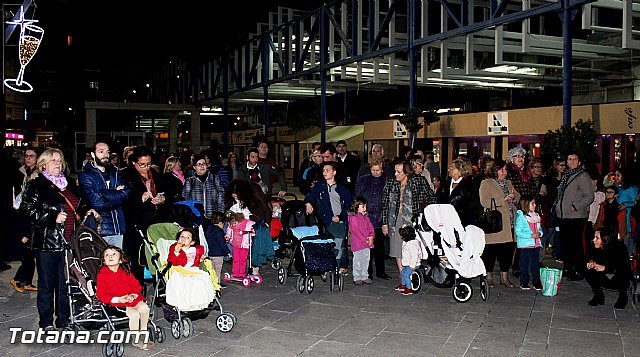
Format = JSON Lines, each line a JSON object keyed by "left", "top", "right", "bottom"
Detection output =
{"left": 150, "top": 0, "right": 640, "bottom": 145}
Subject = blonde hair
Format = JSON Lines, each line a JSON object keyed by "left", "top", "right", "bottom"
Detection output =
{"left": 450, "top": 158, "right": 471, "bottom": 177}
{"left": 37, "top": 148, "right": 66, "bottom": 173}
{"left": 164, "top": 156, "right": 180, "bottom": 173}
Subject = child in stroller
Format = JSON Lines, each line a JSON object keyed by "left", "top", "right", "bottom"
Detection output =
{"left": 96, "top": 246, "right": 154, "bottom": 351}
{"left": 166, "top": 228, "right": 218, "bottom": 311}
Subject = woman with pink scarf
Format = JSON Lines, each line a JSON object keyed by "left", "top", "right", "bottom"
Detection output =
{"left": 164, "top": 156, "right": 185, "bottom": 202}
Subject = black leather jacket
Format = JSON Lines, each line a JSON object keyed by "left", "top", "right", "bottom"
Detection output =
{"left": 438, "top": 176, "right": 482, "bottom": 226}
{"left": 20, "top": 175, "right": 86, "bottom": 251}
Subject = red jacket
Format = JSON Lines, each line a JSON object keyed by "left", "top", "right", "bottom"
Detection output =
{"left": 167, "top": 243, "right": 205, "bottom": 267}
{"left": 96, "top": 266, "right": 144, "bottom": 307}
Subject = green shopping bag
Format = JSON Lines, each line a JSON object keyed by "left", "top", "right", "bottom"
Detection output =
{"left": 540, "top": 267, "right": 562, "bottom": 297}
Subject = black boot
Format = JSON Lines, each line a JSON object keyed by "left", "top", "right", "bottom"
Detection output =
{"left": 614, "top": 291, "right": 628, "bottom": 309}
{"left": 588, "top": 294, "right": 604, "bottom": 306}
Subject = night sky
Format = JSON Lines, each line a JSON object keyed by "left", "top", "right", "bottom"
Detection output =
{"left": 14, "top": 0, "right": 325, "bottom": 89}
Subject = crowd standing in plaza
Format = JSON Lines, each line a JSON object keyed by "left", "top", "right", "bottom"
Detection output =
{"left": 2, "top": 137, "right": 640, "bottom": 345}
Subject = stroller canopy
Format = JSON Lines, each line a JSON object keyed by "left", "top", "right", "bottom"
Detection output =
{"left": 423, "top": 204, "right": 486, "bottom": 278}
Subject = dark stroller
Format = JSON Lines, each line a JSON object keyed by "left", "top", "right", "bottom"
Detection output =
{"left": 66, "top": 223, "right": 164, "bottom": 357}
{"left": 276, "top": 200, "right": 345, "bottom": 293}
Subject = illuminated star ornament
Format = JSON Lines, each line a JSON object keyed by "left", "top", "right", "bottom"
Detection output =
{"left": 3, "top": 9, "right": 44, "bottom": 93}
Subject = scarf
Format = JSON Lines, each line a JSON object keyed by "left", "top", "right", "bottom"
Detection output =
{"left": 140, "top": 170, "right": 156, "bottom": 196}
{"left": 557, "top": 167, "right": 582, "bottom": 198}
{"left": 42, "top": 170, "right": 68, "bottom": 190}
{"left": 498, "top": 179, "right": 514, "bottom": 226}
{"left": 508, "top": 162, "right": 531, "bottom": 183}
{"left": 172, "top": 168, "right": 185, "bottom": 184}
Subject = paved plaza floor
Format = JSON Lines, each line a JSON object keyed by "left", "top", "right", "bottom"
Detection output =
{"left": 1, "top": 255, "right": 639, "bottom": 357}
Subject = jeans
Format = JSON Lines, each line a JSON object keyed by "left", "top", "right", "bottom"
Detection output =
{"left": 401, "top": 266, "right": 419, "bottom": 289}
{"left": 35, "top": 250, "right": 70, "bottom": 328}
{"left": 519, "top": 248, "right": 541, "bottom": 286}
{"left": 103, "top": 234, "right": 124, "bottom": 249}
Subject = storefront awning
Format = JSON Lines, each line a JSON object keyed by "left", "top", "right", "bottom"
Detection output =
{"left": 299, "top": 125, "right": 364, "bottom": 144}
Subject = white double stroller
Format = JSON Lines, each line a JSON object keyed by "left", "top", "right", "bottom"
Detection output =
{"left": 412, "top": 204, "right": 490, "bottom": 303}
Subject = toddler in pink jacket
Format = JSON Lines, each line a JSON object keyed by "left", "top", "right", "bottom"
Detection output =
{"left": 348, "top": 197, "right": 374, "bottom": 284}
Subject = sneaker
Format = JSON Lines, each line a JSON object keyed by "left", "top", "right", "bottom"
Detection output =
{"left": 353, "top": 280, "right": 363, "bottom": 285}
{"left": 532, "top": 282, "right": 542, "bottom": 291}
{"left": 395, "top": 284, "right": 406, "bottom": 291}
{"left": 42, "top": 326, "right": 56, "bottom": 332}
{"left": 519, "top": 283, "right": 531, "bottom": 290}
{"left": 401, "top": 288, "right": 414, "bottom": 295}
{"left": 10, "top": 278, "right": 24, "bottom": 293}
{"left": 362, "top": 279, "right": 372, "bottom": 284}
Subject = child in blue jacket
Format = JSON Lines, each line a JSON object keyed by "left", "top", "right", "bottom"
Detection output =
{"left": 515, "top": 196, "right": 543, "bottom": 291}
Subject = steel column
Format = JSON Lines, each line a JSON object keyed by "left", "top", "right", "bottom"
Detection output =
{"left": 408, "top": 0, "right": 417, "bottom": 148}
{"left": 562, "top": 0, "right": 574, "bottom": 128}
{"left": 320, "top": 7, "right": 328, "bottom": 144}
{"left": 262, "top": 34, "right": 270, "bottom": 133}
{"left": 223, "top": 54, "right": 229, "bottom": 154}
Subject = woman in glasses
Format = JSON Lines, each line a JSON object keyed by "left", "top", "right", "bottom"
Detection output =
{"left": 121, "top": 146, "right": 170, "bottom": 282}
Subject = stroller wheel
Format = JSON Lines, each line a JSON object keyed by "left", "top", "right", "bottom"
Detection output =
{"left": 305, "top": 276, "right": 314, "bottom": 294}
{"left": 452, "top": 281, "right": 473, "bottom": 303}
{"left": 182, "top": 317, "right": 193, "bottom": 338}
{"left": 155, "top": 326, "right": 166, "bottom": 343}
{"left": 320, "top": 273, "right": 328, "bottom": 282}
{"left": 329, "top": 272, "right": 335, "bottom": 292}
{"left": 411, "top": 270, "right": 422, "bottom": 293}
{"left": 271, "top": 259, "right": 282, "bottom": 270}
{"left": 297, "top": 276, "right": 305, "bottom": 293}
{"left": 102, "top": 341, "right": 123, "bottom": 357}
{"left": 171, "top": 320, "right": 182, "bottom": 339}
{"left": 216, "top": 313, "right": 235, "bottom": 333}
{"left": 480, "top": 276, "right": 490, "bottom": 302}
{"left": 115, "top": 342, "right": 124, "bottom": 357}
{"left": 277, "top": 267, "right": 287, "bottom": 285}
{"left": 338, "top": 273, "right": 344, "bottom": 292}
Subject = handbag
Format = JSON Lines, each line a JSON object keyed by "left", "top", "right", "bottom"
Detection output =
{"left": 476, "top": 198, "right": 503, "bottom": 234}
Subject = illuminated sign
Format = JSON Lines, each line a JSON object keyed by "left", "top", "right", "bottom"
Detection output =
{"left": 3, "top": 9, "right": 44, "bottom": 93}
{"left": 5, "top": 133, "right": 25, "bottom": 140}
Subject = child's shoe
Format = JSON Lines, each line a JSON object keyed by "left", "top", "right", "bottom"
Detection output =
{"left": 519, "top": 283, "right": 531, "bottom": 290}
{"left": 362, "top": 279, "right": 372, "bottom": 284}
{"left": 394, "top": 284, "right": 406, "bottom": 291}
{"left": 401, "top": 288, "right": 414, "bottom": 295}
{"left": 353, "top": 280, "right": 363, "bottom": 285}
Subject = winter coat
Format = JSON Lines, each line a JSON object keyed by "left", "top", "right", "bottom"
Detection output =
{"left": 479, "top": 178, "right": 519, "bottom": 244}
{"left": 305, "top": 180, "right": 352, "bottom": 229}
{"left": 121, "top": 167, "right": 171, "bottom": 235}
{"left": 78, "top": 162, "right": 130, "bottom": 236}
{"left": 96, "top": 266, "right": 144, "bottom": 307}
{"left": 237, "top": 162, "right": 287, "bottom": 194}
{"left": 555, "top": 170, "right": 594, "bottom": 219}
{"left": 401, "top": 239, "right": 422, "bottom": 267}
{"left": 203, "top": 223, "right": 231, "bottom": 257}
{"left": 20, "top": 176, "right": 88, "bottom": 251}
{"left": 167, "top": 243, "right": 206, "bottom": 267}
{"left": 381, "top": 174, "right": 435, "bottom": 239}
{"left": 182, "top": 171, "right": 225, "bottom": 218}
{"left": 354, "top": 174, "right": 386, "bottom": 227}
{"left": 515, "top": 211, "right": 542, "bottom": 248}
{"left": 438, "top": 176, "right": 481, "bottom": 226}
{"left": 348, "top": 213, "right": 374, "bottom": 252}
{"left": 594, "top": 201, "right": 628, "bottom": 240}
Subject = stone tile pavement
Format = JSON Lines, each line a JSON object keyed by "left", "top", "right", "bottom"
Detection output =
{"left": 1, "top": 256, "right": 639, "bottom": 357}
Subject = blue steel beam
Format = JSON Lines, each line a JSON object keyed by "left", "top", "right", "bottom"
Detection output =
{"left": 370, "top": 0, "right": 399, "bottom": 52}
{"left": 266, "top": 36, "right": 286, "bottom": 73}
{"left": 438, "top": 0, "right": 462, "bottom": 28}
{"left": 295, "top": 16, "right": 319, "bottom": 72}
{"left": 491, "top": 0, "right": 510, "bottom": 19}
{"left": 320, "top": 7, "right": 329, "bottom": 144}
{"left": 326, "top": 7, "right": 352, "bottom": 56}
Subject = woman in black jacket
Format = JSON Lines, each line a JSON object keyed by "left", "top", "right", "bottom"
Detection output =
{"left": 438, "top": 158, "right": 481, "bottom": 226}
{"left": 585, "top": 227, "right": 631, "bottom": 309}
{"left": 121, "top": 146, "right": 170, "bottom": 283}
{"left": 20, "top": 148, "right": 96, "bottom": 330}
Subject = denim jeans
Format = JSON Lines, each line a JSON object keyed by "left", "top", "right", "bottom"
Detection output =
{"left": 35, "top": 250, "right": 70, "bottom": 328}
{"left": 401, "top": 266, "right": 419, "bottom": 289}
{"left": 103, "top": 234, "right": 124, "bottom": 249}
{"left": 518, "top": 248, "right": 541, "bottom": 286}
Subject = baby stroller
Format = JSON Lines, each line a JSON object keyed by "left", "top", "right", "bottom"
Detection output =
{"left": 277, "top": 224, "right": 344, "bottom": 293}
{"left": 267, "top": 193, "right": 298, "bottom": 269}
{"left": 413, "top": 204, "right": 490, "bottom": 303}
{"left": 65, "top": 223, "right": 165, "bottom": 357}
{"left": 143, "top": 222, "right": 236, "bottom": 336}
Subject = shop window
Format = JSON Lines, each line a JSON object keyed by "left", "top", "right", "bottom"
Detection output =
{"left": 282, "top": 145, "right": 292, "bottom": 168}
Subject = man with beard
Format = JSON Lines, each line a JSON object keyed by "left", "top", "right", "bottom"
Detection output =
{"left": 79, "top": 142, "right": 130, "bottom": 248}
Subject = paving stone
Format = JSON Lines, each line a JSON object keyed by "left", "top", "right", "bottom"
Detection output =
{"left": 479, "top": 316, "right": 528, "bottom": 335}
{"left": 300, "top": 340, "right": 363, "bottom": 356}
{"left": 551, "top": 314, "right": 619, "bottom": 333}
{"left": 269, "top": 314, "right": 345, "bottom": 336}
{"left": 233, "top": 327, "right": 321, "bottom": 355}
{"left": 213, "top": 345, "right": 276, "bottom": 356}
{"left": 547, "top": 328, "right": 624, "bottom": 357}
{"left": 325, "top": 311, "right": 392, "bottom": 344}
{"left": 359, "top": 331, "right": 446, "bottom": 356}
{"left": 469, "top": 331, "right": 523, "bottom": 355}
{"left": 437, "top": 342, "right": 469, "bottom": 356}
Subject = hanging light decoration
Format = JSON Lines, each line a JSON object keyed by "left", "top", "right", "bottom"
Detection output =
{"left": 4, "top": 8, "right": 44, "bottom": 93}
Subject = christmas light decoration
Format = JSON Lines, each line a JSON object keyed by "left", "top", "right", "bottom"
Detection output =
{"left": 4, "top": 9, "right": 44, "bottom": 93}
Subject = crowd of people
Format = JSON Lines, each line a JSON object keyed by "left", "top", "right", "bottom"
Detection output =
{"left": 2, "top": 138, "right": 639, "bottom": 341}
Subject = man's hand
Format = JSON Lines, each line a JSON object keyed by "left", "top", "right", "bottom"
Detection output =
{"left": 305, "top": 203, "right": 314, "bottom": 215}
{"left": 382, "top": 225, "right": 389, "bottom": 236}
{"left": 116, "top": 185, "right": 125, "bottom": 190}
{"left": 331, "top": 215, "right": 340, "bottom": 223}
{"left": 277, "top": 191, "right": 286, "bottom": 197}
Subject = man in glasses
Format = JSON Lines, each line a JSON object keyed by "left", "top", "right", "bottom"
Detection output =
{"left": 78, "top": 141, "right": 130, "bottom": 248}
